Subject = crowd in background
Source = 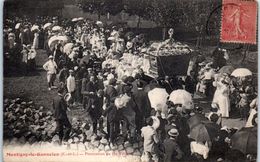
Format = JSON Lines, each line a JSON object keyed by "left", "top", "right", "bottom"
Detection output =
{"left": 4, "top": 16, "right": 258, "bottom": 162}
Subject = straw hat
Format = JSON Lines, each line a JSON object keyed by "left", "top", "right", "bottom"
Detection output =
{"left": 168, "top": 128, "right": 179, "bottom": 137}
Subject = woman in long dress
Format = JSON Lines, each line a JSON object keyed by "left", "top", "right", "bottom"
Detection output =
{"left": 212, "top": 74, "right": 230, "bottom": 118}
{"left": 32, "top": 30, "right": 39, "bottom": 49}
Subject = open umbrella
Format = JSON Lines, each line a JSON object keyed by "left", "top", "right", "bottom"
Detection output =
{"left": 72, "top": 18, "right": 79, "bottom": 22}
{"left": 148, "top": 88, "right": 169, "bottom": 115}
{"left": 52, "top": 26, "right": 62, "bottom": 32}
{"left": 43, "top": 23, "right": 52, "bottom": 30}
{"left": 15, "top": 23, "right": 21, "bottom": 30}
{"left": 188, "top": 114, "right": 208, "bottom": 130}
{"left": 169, "top": 89, "right": 194, "bottom": 109}
{"left": 31, "top": 25, "right": 39, "bottom": 32}
{"left": 231, "top": 68, "right": 252, "bottom": 77}
{"left": 48, "top": 35, "right": 68, "bottom": 51}
{"left": 189, "top": 121, "right": 220, "bottom": 144}
{"left": 77, "top": 17, "right": 84, "bottom": 21}
{"left": 56, "top": 35, "right": 69, "bottom": 42}
{"left": 218, "top": 65, "right": 235, "bottom": 75}
{"left": 231, "top": 127, "right": 257, "bottom": 154}
{"left": 107, "top": 37, "right": 115, "bottom": 41}
{"left": 63, "top": 43, "right": 74, "bottom": 55}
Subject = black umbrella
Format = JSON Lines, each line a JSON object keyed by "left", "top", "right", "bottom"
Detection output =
{"left": 231, "top": 127, "right": 257, "bottom": 155}
{"left": 188, "top": 113, "right": 208, "bottom": 130}
{"left": 189, "top": 121, "right": 220, "bottom": 144}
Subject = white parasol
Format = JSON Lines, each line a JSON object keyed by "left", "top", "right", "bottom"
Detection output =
{"left": 52, "top": 26, "right": 62, "bottom": 32}
{"left": 43, "top": 23, "right": 52, "bottom": 30}
{"left": 31, "top": 25, "right": 39, "bottom": 32}
{"left": 72, "top": 18, "right": 79, "bottom": 22}
{"left": 148, "top": 88, "right": 169, "bottom": 115}
{"left": 169, "top": 89, "right": 194, "bottom": 110}
{"left": 15, "top": 23, "right": 21, "bottom": 30}
{"left": 48, "top": 35, "right": 69, "bottom": 50}
{"left": 77, "top": 17, "right": 84, "bottom": 21}
{"left": 63, "top": 43, "right": 74, "bottom": 55}
{"left": 231, "top": 68, "right": 252, "bottom": 77}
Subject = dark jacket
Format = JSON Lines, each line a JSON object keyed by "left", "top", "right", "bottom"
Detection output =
{"left": 185, "top": 75, "right": 197, "bottom": 94}
{"left": 132, "top": 88, "right": 151, "bottom": 118}
{"left": 163, "top": 138, "right": 182, "bottom": 162}
{"left": 81, "top": 81, "right": 97, "bottom": 111}
{"left": 104, "top": 85, "right": 117, "bottom": 104}
{"left": 89, "top": 96, "right": 103, "bottom": 119}
{"left": 53, "top": 94, "right": 68, "bottom": 120}
{"left": 103, "top": 85, "right": 119, "bottom": 122}
{"left": 59, "top": 68, "right": 69, "bottom": 83}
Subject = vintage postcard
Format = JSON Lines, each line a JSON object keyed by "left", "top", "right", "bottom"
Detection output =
{"left": 3, "top": 0, "right": 258, "bottom": 162}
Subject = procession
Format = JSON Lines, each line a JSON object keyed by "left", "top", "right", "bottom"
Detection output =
{"left": 3, "top": 0, "right": 258, "bottom": 162}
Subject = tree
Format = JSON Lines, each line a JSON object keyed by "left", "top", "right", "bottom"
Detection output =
{"left": 79, "top": 0, "right": 123, "bottom": 20}
{"left": 123, "top": 0, "right": 151, "bottom": 28}
{"left": 147, "top": 0, "right": 183, "bottom": 39}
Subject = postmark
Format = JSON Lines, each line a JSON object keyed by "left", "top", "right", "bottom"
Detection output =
{"left": 220, "top": 0, "right": 257, "bottom": 44}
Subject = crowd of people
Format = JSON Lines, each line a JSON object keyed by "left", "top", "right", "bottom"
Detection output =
{"left": 4, "top": 15, "right": 258, "bottom": 162}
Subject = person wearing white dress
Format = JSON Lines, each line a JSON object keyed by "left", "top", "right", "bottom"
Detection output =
{"left": 67, "top": 70, "right": 76, "bottom": 106}
{"left": 32, "top": 30, "right": 39, "bottom": 49}
{"left": 212, "top": 75, "right": 230, "bottom": 118}
{"left": 43, "top": 55, "right": 57, "bottom": 90}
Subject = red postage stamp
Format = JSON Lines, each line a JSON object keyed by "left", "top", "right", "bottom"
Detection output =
{"left": 220, "top": 0, "right": 257, "bottom": 44}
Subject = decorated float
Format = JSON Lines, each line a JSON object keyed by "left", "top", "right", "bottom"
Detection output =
{"left": 143, "top": 28, "right": 194, "bottom": 78}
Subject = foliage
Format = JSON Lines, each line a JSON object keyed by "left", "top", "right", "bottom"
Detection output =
{"left": 78, "top": 0, "right": 123, "bottom": 16}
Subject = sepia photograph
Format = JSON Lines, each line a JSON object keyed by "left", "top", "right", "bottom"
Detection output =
{"left": 3, "top": 0, "right": 258, "bottom": 161}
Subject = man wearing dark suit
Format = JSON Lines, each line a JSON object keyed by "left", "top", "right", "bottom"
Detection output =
{"left": 132, "top": 81, "right": 151, "bottom": 135}
{"left": 53, "top": 86, "right": 71, "bottom": 143}
{"left": 103, "top": 78, "right": 119, "bottom": 145}
{"left": 132, "top": 73, "right": 148, "bottom": 93}
{"left": 81, "top": 75, "right": 97, "bottom": 111}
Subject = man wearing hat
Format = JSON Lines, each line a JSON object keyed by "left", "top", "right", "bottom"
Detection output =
{"left": 116, "top": 75, "right": 132, "bottom": 95}
{"left": 53, "top": 85, "right": 71, "bottom": 144}
{"left": 81, "top": 75, "right": 97, "bottom": 111}
{"left": 43, "top": 55, "right": 58, "bottom": 90}
{"left": 163, "top": 128, "right": 183, "bottom": 162}
{"left": 132, "top": 81, "right": 151, "bottom": 135}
